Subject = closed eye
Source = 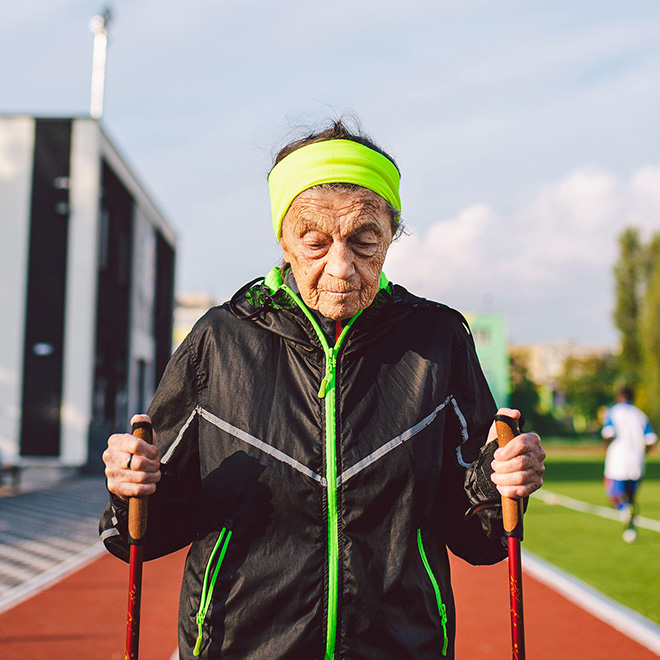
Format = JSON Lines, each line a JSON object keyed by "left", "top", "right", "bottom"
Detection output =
{"left": 350, "top": 238, "right": 379, "bottom": 256}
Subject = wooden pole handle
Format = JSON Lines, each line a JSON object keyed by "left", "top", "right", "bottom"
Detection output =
{"left": 127, "top": 421, "right": 153, "bottom": 544}
{"left": 494, "top": 414, "right": 524, "bottom": 539}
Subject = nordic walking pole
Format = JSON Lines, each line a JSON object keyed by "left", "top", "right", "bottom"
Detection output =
{"left": 125, "top": 420, "right": 153, "bottom": 660}
{"left": 495, "top": 414, "right": 526, "bottom": 660}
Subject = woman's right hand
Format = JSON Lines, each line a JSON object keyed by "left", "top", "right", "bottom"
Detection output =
{"left": 103, "top": 414, "right": 162, "bottom": 501}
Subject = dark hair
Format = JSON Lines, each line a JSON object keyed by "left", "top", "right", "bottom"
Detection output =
{"left": 270, "top": 119, "right": 403, "bottom": 238}
{"left": 618, "top": 386, "right": 634, "bottom": 402}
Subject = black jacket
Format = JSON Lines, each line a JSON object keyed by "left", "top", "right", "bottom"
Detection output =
{"left": 100, "top": 269, "right": 506, "bottom": 659}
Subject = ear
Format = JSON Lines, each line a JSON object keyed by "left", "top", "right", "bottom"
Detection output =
{"left": 279, "top": 212, "right": 298, "bottom": 263}
{"left": 279, "top": 235, "right": 291, "bottom": 264}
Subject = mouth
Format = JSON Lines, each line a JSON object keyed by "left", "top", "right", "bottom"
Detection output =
{"left": 323, "top": 290, "right": 358, "bottom": 297}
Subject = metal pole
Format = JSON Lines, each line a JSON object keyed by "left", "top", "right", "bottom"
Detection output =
{"left": 89, "top": 8, "right": 112, "bottom": 119}
{"left": 125, "top": 420, "right": 153, "bottom": 660}
{"left": 495, "top": 414, "right": 526, "bottom": 660}
{"left": 507, "top": 536, "right": 525, "bottom": 659}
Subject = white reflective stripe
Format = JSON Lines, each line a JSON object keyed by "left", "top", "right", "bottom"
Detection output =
{"left": 338, "top": 397, "right": 453, "bottom": 486}
{"left": 197, "top": 407, "right": 327, "bottom": 486}
{"left": 161, "top": 408, "right": 198, "bottom": 465}
{"left": 451, "top": 398, "right": 472, "bottom": 468}
{"left": 100, "top": 528, "right": 120, "bottom": 541}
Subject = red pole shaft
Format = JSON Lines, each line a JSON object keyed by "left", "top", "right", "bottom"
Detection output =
{"left": 495, "top": 415, "right": 526, "bottom": 660}
{"left": 507, "top": 536, "right": 526, "bottom": 660}
{"left": 126, "top": 544, "right": 144, "bottom": 660}
{"left": 124, "top": 421, "right": 152, "bottom": 660}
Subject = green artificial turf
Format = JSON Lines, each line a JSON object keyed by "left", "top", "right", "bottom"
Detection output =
{"left": 523, "top": 445, "right": 660, "bottom": 624}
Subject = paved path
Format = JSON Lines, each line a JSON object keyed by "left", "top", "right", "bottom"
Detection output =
{"left": 0, "top": 546, "right": 184, "bottom": 660}
{"left": 0, "top": 476, "right": 108, "bottom": 613}
{"left": 1, "top": 477, "right": 659, "bottom": 659}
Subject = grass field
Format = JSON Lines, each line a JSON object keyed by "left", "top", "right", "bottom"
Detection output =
{"left": 524, "top": 440, "right": 660, "bottom": 624}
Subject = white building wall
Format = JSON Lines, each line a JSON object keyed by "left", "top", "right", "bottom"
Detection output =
{"left": 60, "top": 119, "right": 102, "bottom": 465}
{"left": 0, "top": 118, "right": 35, "bottom": 460}
{"left": 128, "top": 205, "right": 157, "bottom": 416}
{"left": 0, "top": 116, "right": 176, "bottom": 467}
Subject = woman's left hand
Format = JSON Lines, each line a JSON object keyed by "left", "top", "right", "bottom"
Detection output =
{"left": 487, "top": 407, "right": 546, "bottom": 499}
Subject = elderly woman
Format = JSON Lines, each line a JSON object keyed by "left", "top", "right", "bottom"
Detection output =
{"left": 101, "top": 121, "right": 545, "bottom": 660}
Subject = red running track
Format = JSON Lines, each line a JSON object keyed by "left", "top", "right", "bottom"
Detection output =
{"left": 0, "top": 548, "right": 657, "bottom": 659}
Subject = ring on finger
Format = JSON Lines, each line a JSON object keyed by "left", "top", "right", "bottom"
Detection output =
{"left": 126, "top": 454, "right": 134, "bottom": 470}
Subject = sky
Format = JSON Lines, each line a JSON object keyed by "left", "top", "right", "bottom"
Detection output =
{"left": 2, "top": 0, "right": 660, "bottom": 345}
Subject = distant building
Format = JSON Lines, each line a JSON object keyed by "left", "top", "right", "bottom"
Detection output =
{"left": 173, "top": 292, "right": 220, "bottom": 350}
{"left": 510, "top": 340, "right": 616, "bottom": 409}
{"left": 0, "top": 116, "right": 176, "bottom": 472}
{"left": 464, "top": 312, "right": 510, "bottom": 408}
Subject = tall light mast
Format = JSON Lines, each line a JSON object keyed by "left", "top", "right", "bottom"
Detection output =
{"left": 89, "top": 8, "right": 112, "bottom": 120}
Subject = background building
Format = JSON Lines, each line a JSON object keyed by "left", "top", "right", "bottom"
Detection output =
{"left": 511, "top": 340, "right": 615, "bottom": 410}
{"left": 0, "top": 116, "right": 176, "bottom": 474}
{"left": 173, "top": 292, "right": 219, "bottom": 351}
{"left": 465, "top": 312, "right": 510, "bottom": 408}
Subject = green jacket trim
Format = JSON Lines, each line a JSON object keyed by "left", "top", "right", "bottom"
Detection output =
{"left": 417, "top": 528, "right": 449, "bottom": 656}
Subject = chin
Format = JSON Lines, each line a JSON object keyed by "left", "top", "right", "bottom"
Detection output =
{"left": 319, "top": 304, "right": 357, "bottom": 321}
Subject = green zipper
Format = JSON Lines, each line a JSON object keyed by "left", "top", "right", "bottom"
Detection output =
{"left": 280, "top": 284, "right": 361, "bottom": 660}
{"left": 193, "top": 525, "right": 233, "bottom": 657}
{"left": 417, "top": 528, "right": 448, "bottom": 656}
{"left": 266, "top": 270, "right": 389, "bottom": 659}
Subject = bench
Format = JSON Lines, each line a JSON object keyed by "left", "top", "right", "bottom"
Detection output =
{"left": 0, "top": 464, "right": 22, "bottom": 488}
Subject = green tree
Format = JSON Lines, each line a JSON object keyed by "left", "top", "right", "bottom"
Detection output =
{"left": 509, "top": 350, "right": 540, "bottom": 415}
{"left": 613, "top": 228, "right": 644, "bottom": 385}
{"left": 508, "top": 349, "right": 565, "bottom": 434}
{"left": 558, "top": 354, "right": 618, "bottom": 432}
{"left": 639, "top": 234, "right": 660, "bottom": 429}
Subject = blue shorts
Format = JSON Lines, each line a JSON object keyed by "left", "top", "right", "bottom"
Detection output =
{"left": 604, "top": 478, "right": 639, "bottom": 505}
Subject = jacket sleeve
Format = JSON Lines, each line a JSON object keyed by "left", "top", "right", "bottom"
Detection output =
{"left": 434, "top": 317, "right": 507, "bottom": 565}
{"left": 99, "top": 332, "right": 203, "bottom": 562}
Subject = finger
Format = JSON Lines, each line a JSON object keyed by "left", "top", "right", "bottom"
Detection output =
{"left": 130, "top": 414, "right": 158, "bottom": 448}
{"left": 107, "top": 478, "right": 160, "bottom": 499}
{"left": 124, "top": 451, "right": 161, "bottom": 474}
{"left": 493, "top": 433, "right": 543, "bottom": 461}
{"left": 491, "top": 468, "right": 544, "bottom": 497}
{"left": 495, "top": 481, "right": 543, "bottom": 499}
{"left": 491, "top": 455, "right": 546, "bottom": 479}
{"left": 105, "top": 460, "right": 161, "bottom": 499}
{"left": 486, "top": 408, "right": 522, "bottom": 443}
{"left": 102, "top": 448, "right": 161, "bottom": 493}
{"left": 130, "top": 413, "right": 152, "bottom": 426}
{"left": 492, "top": 443, "right": 545, "bottom": 475}
{"left": 107, "top": 433, "right": 159, "bottom": 460}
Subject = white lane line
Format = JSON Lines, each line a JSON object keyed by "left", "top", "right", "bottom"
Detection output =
{"left": 0, "top": 541, "right": 105, "bottom": 615}
{"left": 523, "top": 550, "right": 660, "bottom": 655}
{"left": 0, "top": 562, "right": 37, "bottom": 583}
{"left": 0, "top": 535, "right": 75, "bottom": 562}
{"left": 0, "top": 544, "right": 57, "bottom": 572}
{"left": 532, "top": 489, "right": 660, "bottom": 533}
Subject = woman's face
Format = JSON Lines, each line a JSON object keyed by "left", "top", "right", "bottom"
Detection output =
{"left": 279, "top": 186, "right": 393, "bottom": 320}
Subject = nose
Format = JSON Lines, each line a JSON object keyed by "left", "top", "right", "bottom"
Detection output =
{"left": 325, "top": 240, "right": 355, "bottom": 280}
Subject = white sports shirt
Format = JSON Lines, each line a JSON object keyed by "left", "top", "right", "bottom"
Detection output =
{"left": 602, "top": 401, "right": 657, "bottom": 481}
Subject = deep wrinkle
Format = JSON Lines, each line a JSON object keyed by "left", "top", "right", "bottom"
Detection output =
{"left": 279, "top": 187, "right": 393, "bottom": 320}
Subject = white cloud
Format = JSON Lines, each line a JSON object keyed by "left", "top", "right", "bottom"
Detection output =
{"left": 385, "top": 165, "right": 660, "bottom": 344}
{"left": 386, "top": 204, "right": 498, "bottom": 293}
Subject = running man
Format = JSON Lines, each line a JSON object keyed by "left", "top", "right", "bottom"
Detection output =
{"left": 602, "top": 386, "right": 657, "bottom": 543}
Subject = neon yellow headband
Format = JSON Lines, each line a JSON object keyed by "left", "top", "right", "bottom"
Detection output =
{"left": 268, "top": 139, "right": 401, "bottom": 239}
